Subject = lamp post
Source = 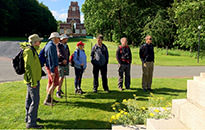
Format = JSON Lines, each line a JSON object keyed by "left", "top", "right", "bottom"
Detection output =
{"left": 197, "top": 25, "right": 202, "bottom": 63}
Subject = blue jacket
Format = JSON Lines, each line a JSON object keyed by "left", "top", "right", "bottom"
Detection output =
{"left": 45, "top": 40, "right": 58, "bottom": 73}
{"left": 74, "top": 49, "right": 87, "bottom": 70}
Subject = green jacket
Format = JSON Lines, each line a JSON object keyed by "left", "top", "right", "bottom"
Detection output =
{"left": 23, "top": 45, "right": 41, "bottom": 87}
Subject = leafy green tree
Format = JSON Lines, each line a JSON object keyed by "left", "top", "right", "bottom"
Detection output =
{"left": 170, "top": 0, "right": 205, "bottom": 51}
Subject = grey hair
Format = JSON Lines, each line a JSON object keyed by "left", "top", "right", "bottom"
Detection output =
{"left": 120, "top": 37, "right": 127, "bottom": 43}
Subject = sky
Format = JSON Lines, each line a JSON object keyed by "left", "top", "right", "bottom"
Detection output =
{"left": 38, "top": 0, "right": 85, "bottom": 22}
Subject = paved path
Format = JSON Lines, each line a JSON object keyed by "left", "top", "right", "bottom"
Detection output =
{"left": 0, "top": 41, "right": 205, "bottom": 83}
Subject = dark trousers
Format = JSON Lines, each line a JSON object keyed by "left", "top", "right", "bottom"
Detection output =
{"left": 25, "top": 81, "right": 40, "bottom": 127}
{"left": 118, "top": 64, "right": 131, "bottom": 89}
{"left": 74, "top": 67, "right": 83, "bottom": 90}
{"left": 93, "top": 64, "right": 109, "bottom": 91}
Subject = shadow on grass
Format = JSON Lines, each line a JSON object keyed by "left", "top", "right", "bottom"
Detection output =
{"left": 152, "top": 87, "right": 186, "bottom": 96}
{"left": 58, "top": 101, "right": 114, "bottom": 112}
{"left": 41, "top": 119, "right": 111, "bottom": 129}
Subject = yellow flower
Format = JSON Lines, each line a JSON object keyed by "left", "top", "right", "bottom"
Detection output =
{"left": 115, "top": 102, "right": 120, "bottom": 105}
{"left": 141, "top": 107, "right": 146, "bottom": 110}
{"left": 149, "top": 113, "right": 155, "bottom": 117}
{"left": 112, "top": 107, "right": 116, "bottom": 110}
{"left": 154, "top": 109, "right": 160, "bottom": 113}
{"left": 150, "top": 93, "right": 154, "bottom": 97}
{"left": 124, "top": 112, "right": 128, "bottom": 115}
{"left": 116, "top": 113, "right": 121, "bottom": 119}
{"left": 120, "top": 110, "right": 124, "bottom": 114}
{"left": 162, "top": 107, "right": 167, "bottom": 110}
{"left": 133, "top": 94, "right": 137, "bottom": 97}
{"left": 110, "top": 115, "right": 116, "bottom": 122}
{"left": 122, "top": 99, "right": 127, "bottom": 103}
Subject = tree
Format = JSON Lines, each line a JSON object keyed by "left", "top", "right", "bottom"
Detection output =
{"left": 169, "top": 0, "right": 205, "bottom": 51}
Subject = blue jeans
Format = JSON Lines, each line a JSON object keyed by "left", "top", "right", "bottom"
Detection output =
{"left": 25, "top": 81, "right": 40, "bottom": 127}
{"left": 74, "top": 67, "right": 84, "bottom": 90}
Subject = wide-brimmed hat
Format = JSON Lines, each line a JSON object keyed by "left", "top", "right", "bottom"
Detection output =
{"left": 60, "top": 34, "right": 69, "bottom": 40}
{"left": 77, "top": 41, "right": 85, "bottom": 46}
{"left": 49, "top": 32, "right": 60, "bottom": 40}
{"left": 28, "top": 34, "right": 43, "bottom": 43}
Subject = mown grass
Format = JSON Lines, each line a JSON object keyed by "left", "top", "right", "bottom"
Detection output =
{"left": 0, "top": 78, "right": 188, "bottom": 129}
{"left": 38, "top": 38, "right": 205, "bottom": 66}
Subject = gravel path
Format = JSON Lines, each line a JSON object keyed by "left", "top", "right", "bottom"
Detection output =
{"left": 0, "top": 41, "right": 205, "bottom": 83}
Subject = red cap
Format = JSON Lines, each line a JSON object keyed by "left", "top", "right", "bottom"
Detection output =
{"left": 77, "top": 41, "right": 85, "bottom": 46}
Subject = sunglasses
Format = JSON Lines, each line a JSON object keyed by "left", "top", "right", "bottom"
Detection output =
{"left": 148, "top": 38, "right": 152, "bottom": 40}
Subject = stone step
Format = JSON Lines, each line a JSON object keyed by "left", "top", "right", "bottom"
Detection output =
{"left": 172, "top": 99, "right": 187, "bottom": 119}
{"left": 146, "top": 118, "right": 189, "bottom": 130}
{"left": 171, "top": 99, "right": 205, "bottom": 130}
{"left": 187, "top": 80, "right": 205, "bottom": 107}
{"left": 112, "top": 125, "right": 146, "bottom": 130}
{"left": 193, "top": 76, "right": 205, "bottom": 81}
{"left": 200, "top": 72, "right": 205, "bottom": 78}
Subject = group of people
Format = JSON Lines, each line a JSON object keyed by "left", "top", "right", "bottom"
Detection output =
{"left": 23, "top": 32, "right": 154, "bottom": 128}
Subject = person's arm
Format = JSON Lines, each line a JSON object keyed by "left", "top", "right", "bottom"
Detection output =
{"left": 129, "top": 47, "right": 132, "bottom": 64}
{"left": 104, "top": 45, "right": 109, "bottom": 64}
{"left": 47, "top": 47, "right": 56, "bottom": 73}
{"left": 116, "top": 47, "right": 121, "bottom": 64}
{"left": 139, "top": 45, "right": 144, "bottom": 63}
{"left": 90, "top": 46, "right": 96, "bottom": 65}
{"left": 23, "top": 49, "right": 38, "bottom": 87}
{"left": 73, "top": 50, "right": 81, "bottom": 66}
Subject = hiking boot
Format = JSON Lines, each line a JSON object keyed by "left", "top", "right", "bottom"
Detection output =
{"left": 59, "top": 89, "right": 64, "bottom": 95}
{"left": 56, "top": 91, "right": 62, "bottom": 98}
{"left": 93, "top": 89, "right": 97, "bottom": 93}
{"left": 53, "top": 99, "right": 59, "bottom": 103}
{"left": 148, "top": 88, "right": 153, "bottom": 92}
{"left": 26, "top": 125, "right": 44, "bottom": 129}
{"left": 119, "top": 87, "right": 123, "bottom": 91}
{"left": 104, "top": 90, "right": 110, "bottom": 93}
{"left": 143, "top": 88, "right": 147, "bottom": 92}
{"left": 44, "top": 94, "right": 52, "bottom": 106}
{"left": 44, "top": 101, "right": 55, "bottom": 106}
{"left": 78, "top": 89, "right": 86, "bottom": 94}
{"left": 75, "top": 89, "right": 79, "bottom": 94}
{"left": 25, "top": 118, "right": 41, "bottom": 123}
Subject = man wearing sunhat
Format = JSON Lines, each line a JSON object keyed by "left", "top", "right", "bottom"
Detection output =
{"left": 56, "top": 34, "right": 70, "bottom": 98}
{"left": 44, "top": 32, "right": 60, "bottom": 106}
{"left": 24, "top": 34, "right": 44, "bottom": 128}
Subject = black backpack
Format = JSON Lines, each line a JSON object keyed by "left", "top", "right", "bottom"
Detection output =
{"left": 12, "top": 46, "right": 35, "bottom": 75}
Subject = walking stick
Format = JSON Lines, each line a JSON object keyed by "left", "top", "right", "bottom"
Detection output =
{"left": 65, "top": 75, "right": 68, "bottom": 105}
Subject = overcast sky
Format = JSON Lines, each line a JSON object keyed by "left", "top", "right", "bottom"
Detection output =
{"left": 38, "top": 0, "right": 85, "bottom": 22}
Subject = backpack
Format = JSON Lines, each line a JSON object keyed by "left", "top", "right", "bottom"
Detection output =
{"left": 39, "top": 46, "right": 46, "bottom": 67}
{"left": 12, "top": 46, "right": 35, "bottom": 75}
{"left": 69, "top": 49, "right": 80, "bottom": 67}
{"left": 119, "top": 45, "right": 131, "bottom": 63}
{"left": 93, "top": 45, "right": 106, "bottom": 66}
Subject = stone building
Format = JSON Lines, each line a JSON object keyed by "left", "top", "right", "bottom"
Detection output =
{"left": 60, "top": 1, "right": 86, "bottom": 37}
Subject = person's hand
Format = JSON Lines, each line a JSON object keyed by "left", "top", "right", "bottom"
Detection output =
{"left": 80, "top": 64, "right": 84, "bottom": 66}
{"left": 32, "top": 86, "right": 37, "bottom": 88}
{"left": 144, "top": 63, "right": 147, "bottom": 67}
{"left": 63, "top": 60, "right": 67, "bottom": 65}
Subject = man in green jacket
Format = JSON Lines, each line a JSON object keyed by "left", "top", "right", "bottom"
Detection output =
{"left": 23, "top": 34, "right": 44, "bottom": 129}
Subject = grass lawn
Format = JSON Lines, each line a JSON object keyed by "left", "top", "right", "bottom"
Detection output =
{"left": 0, "top": 78, "right": 189, "bottom": 129}
{"left": 38, "top": 38, "right": 205, "bottom": 66}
